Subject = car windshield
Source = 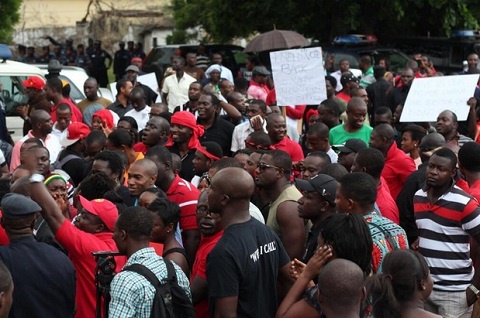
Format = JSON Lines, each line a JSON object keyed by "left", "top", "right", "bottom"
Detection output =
{"left": 1, "top": 75, "right": 29, "bottom": 115}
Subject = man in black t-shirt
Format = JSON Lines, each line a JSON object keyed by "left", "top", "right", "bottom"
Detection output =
{"left": 206, "top": 167, "right": 291, "bottom": 317}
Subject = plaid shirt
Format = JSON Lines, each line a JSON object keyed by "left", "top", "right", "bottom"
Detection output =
{"left": 109, "top": 247, "right": 191, "bottom": 317}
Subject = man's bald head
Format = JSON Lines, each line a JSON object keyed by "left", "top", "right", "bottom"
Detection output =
{"left": 318, "top": 259, "right": 365, "bottom": 314}
{"left": 85, "top": 77, "right": 98, "bottom": 87}
{"left": 131, "top": 158, "right": 158, "bottom": 177}
{"left": 373, "top": 123, "right": 395, "bottom": 140}
{"left": 211, "top": 167, "right": 254, "bottom": 201}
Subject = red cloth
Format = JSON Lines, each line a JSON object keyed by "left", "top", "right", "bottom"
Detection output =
{"left": 456, "top": 178, "right": 470, "bottom": 193}
{"left": 92, "top": 109, "right": 114, "bottom": 129}
{"left": 336, "top": 91, "right": 351, "bottom": 103}
{"left": 149, "top": 242, "right": 164, "bottom": 256}
{"left": 305, "top": 109, "right": 318, "bottom": 123}
{"left": 191, "top": 230, "right": 223, "bottom": 318}
{"left": 0, "top": 210, "right": 8, "bottom": 245}
{"left": 133, "top": 142, "right": 149, "bottom": 154}
{"left": 272, "top": 137, "right": 304, "bottom": 162}
{"left": 381, "top": 143, "right": 416, "bottom": 200}
{"left": 51, "top": 98, "right": 82, "bottom": 123}
{"left": 165, "top": 111, "right": 204, "bottom": 150}
{"left": 55, "top": 220, "right": 126, "bottom": 318}
{"left": 286, "top": 105, "right": 306, "bottom": 120}
{"left": 377, "top": 178, "right": 400, "bottom": 224}
{"left": 166, "top": 175, "right": 199, "bottom": 231}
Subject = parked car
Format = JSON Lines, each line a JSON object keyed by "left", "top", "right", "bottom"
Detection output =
{"left": 143, "top": 44, "right": 247, "bottom": 82}
{"left": 382, "top": 34, "right": 480, "bottom": 73}
{"left": 35, "top": 64, "right": 114, "bottom": 103}
{"left": 321, "top": 46, "right": 410, "bottom": 74}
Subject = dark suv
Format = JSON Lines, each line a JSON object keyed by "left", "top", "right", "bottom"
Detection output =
{"left": 142, "top": 44, "right": 247, "bottom": 82}
{"left": 321, "top": 46, "right": 410, "bottom": 73}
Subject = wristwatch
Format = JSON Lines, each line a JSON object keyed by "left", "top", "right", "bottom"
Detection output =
{"left": 469, "top": 284, "right": 480, "bottom": 298}
{"left": 30, "top": 173, "right": 45, "bottom": 183}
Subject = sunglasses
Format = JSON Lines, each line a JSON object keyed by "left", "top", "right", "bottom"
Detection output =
{"left": 257, "top": 162, "right": 282, "bottom": 171}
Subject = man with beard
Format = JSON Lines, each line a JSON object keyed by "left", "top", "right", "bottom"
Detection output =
{"left": 133, "top": 115, "right": 170, "bottom": 154}
{"left": 76, "top": 77, "right": 112, "bottom": 113}
{"left": 10, "top": 110, "right": 61, "bottom": 172}
{"left": 191, "top": 141, "right": 223, "bottom": 186}
{"left": 329, "top": 97, "right": 372, "bottom": 146}
{"left": 254, "top": 150, "right": 305, "bottom": 259}
{"left": 190, "top": 191, "right": 223, "bottom": 318}
{"left": 107, "top": 79, "right": 134, "bottom": 118}
{"left": 436, "top": 109, "right": 473, "bottom": 148}
{"left": 197, "top": 92, "right": 235, "bottom": 156}
{"left": 174, "top": 81, "right": 202, "bottom": 114}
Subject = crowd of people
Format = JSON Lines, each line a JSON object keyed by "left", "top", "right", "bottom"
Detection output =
{"left": 0, "top": 45, "right": 480, "bottom": 318}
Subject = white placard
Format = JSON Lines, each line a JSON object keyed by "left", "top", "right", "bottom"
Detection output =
{"left": 109, "top": 72, "right": 162, "bottom": 103}
{"left": 270, "top": 47, "right": 327, "bottom": 106}
{"left": 400, "top": 74, "right": 479, "bottom": 122}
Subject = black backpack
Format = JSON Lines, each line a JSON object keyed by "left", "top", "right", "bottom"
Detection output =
{"left": 122, "top": 258, "right": 195, "bottom": 318}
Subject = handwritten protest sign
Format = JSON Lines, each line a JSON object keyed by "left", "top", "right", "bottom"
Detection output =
{"left": 270, "top": 47, "right": 326, "bottom": 106}
{"left": 400, "top": 74, "right": 479, "bottom": 122}
{"left": 109, "top": 72, "right": 161, "bottom": 103}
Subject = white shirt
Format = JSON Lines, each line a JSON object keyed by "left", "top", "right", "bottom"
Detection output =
{"left": 161, "top": 73, "right": 196, "bottom": 112}
{"left": 125, "top": 106, "right": 151, "bottom": 131}
{"left": 231, "top": 120, "right": 267, "bottom": 152}
{"left": 51, "top": 122, "right": 68, "bottom": 144}
{"left": 326, "top": 147, "right": 338, "bottom": 163}
{"left": 331, "top": 70, "right": 343, "bottom": 92}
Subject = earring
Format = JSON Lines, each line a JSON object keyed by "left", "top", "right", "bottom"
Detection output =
{"left": 422, "top": 285, "right": 426, "bottom": 290}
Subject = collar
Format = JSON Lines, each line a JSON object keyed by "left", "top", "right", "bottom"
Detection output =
{"left": 200, "top": 230, "right": 224, "bottom": 243}
{"left": 125, "top": 247, "right": 156, "bottom": 266}
{"left": 421, "top": 179, "right": 455, "bottom": 193}
{"left": 385, "top": 142, "right": 398, "bottom": 160}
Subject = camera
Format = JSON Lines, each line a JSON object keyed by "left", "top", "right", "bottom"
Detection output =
{"left": 92, "top": 251, "right": 120, "bottom": 318}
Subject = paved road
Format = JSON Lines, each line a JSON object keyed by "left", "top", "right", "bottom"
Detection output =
{"left": 7, "top": 116, "right": 25, "bottom": 143}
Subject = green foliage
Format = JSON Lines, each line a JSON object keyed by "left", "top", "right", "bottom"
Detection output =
{"left": 0, "top": 0, "right": 22, "bottom": 43}
{"left": 173, "top": 0, "right": 480, "bottom": 43}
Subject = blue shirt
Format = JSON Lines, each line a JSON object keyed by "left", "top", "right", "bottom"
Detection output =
{"left": 109, "top": 247, "right": 191, "bottom": 317}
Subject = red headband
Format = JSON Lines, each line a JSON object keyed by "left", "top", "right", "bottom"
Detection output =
{"left": 196, "top": 145, "right": 220, "bottom": 161}
{"left": 165, "top": 111, "right": 204, "bottom": 150}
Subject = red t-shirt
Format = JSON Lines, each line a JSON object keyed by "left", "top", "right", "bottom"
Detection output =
{"left": 51, "top": 98, "right": 83, "bottom": 123}
{"left": 382, "top": 143, "right": 416, "bottom": 200}
{"left": 167, "top": 175, "right": 199, "bottom": 231}
{"left": 191, "top": 230, "right": 223, "bottom": 318}
{"left": 272, "top": 137, "right": 304, "bottom": 162}
{"left": 336, "top": 91, "right": 351, "bottom": 103}
{"left": 133, "top": 142, "right": 149, "bottom": 154}
{"left": 376, "top": 179, "right": 400, "bottom": 224}
{"left": 55, "top": 220, "right": 126, "bottom": 318}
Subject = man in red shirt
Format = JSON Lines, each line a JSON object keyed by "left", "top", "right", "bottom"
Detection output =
{"left": 44, "top": 77, "right": 82, "bottom": 123}
{"left": 21, "top": 173, "right": 125, "bottom": 318}
{"left": 336, "top": 72, "right": 359, "bottom": 103}
{"left": 459, "top": 142, "right": 480, "bottom": 200}
{"left": 369, "top": 124, "right": 416, "bottom": 199}
{"left": 351, "top": 148, "right": 400, "bottom": 224}
{"left": 190, "top": 190, "right": 223, "bottom": 318}
{"left": 266, "top": 113, "right": 304, "bottom": 163}
{"left": 145, "top": 145, "right": 200, "bottom": 266}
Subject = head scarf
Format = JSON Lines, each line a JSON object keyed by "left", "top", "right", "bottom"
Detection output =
{"left": 92, "top": 109, "right": 115, "bottom": 129}
{"left": 306, "top": 109, "right": 319, "bottom": 123}
{"left": 205, "top": 64, "right": 222, "bottom": 78}
{"left": 44, "top": 174, "right": 67, "bottom": 186}
{"left": 166, "top": 111, "right": 204, "bottom": 149}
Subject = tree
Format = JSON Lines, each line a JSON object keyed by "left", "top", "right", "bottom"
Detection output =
{"left": 173, "top": 0, "right": 479, "bottom": 43}
{"left": 0, "top": 0, "right": 22, "bottom": 43}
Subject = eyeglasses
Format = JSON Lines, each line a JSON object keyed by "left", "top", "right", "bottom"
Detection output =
{"left": 196, "top": 206, "right": 213, "bottom": 217}
{"left": 257, "top": 162, "right": 282, "bottom": 171}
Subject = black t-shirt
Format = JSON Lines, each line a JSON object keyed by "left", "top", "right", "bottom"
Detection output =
{"left": 207, "top": 218, "right": 290, "bottom": 317}
{"left": 56, "top": 148, "right": 89, "bottom": 186}
{"left": 138, "top": 83, "right": 158, "bottom": 106}
{"left": 199, "top": 117, "right": 235, "bottom": 156}
{"left": 117, "top": 185, "right": 136, "bottom": 207}
{"left": 168, "top": 146, "right": 196, "bottom": 182}
{"left": 302, "top": 224, "right": 323, "bottom": 264}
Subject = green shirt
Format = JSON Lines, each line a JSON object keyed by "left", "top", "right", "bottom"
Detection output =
{"left": 329, "top": 123, "right": 372, "bottom": 146}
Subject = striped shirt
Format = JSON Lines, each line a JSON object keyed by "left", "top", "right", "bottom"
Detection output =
{"left": 109, "top": 247, "right": 191, "bottom": 317}
{"left": 414, "top": 185, "right": 480, "bottom": 292}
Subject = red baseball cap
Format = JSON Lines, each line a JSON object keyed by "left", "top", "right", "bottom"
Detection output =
{"left": 60, "top": 122, "right": 91, "bottom": 147}
{"left": 79, "top": 196, "right": 118, "bottom": 231}
{"left": 22, "top": 76, "right": 45, "bottom": 90}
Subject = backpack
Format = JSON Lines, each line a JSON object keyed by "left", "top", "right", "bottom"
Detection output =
{"left": 53, "top": 154, "right": 79, "bottom": 170}
{"left": 122, "top": 258, "right": 195, "bottom": 318}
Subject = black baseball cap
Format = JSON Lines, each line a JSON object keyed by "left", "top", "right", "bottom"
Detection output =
{"left": 332, "top": 139, "right": 367, "bottom": 154}
{"left": 295, "top": 174, "right": 337, "bottom": 206}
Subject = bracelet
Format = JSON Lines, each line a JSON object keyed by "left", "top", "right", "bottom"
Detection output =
{"left": 469, "top": 284, "right": 480, "bottom": 298}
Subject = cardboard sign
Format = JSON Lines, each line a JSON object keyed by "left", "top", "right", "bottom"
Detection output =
{"left": 400, "top": 74, "right": 479, "bottom": 122}
{"left": 270, "top": 47, "right": 327, "bottom": 106}
{"left": 109, "top": 72, "right": 161, "bottom": 103}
